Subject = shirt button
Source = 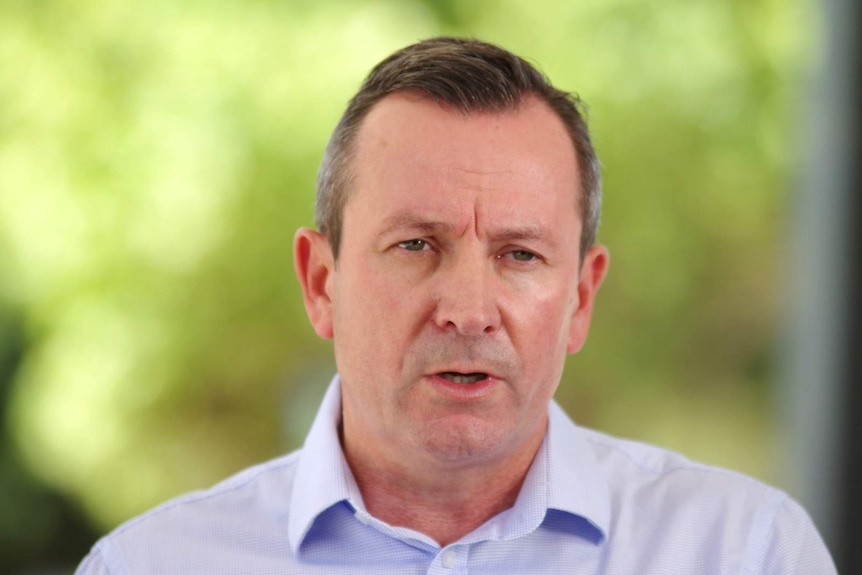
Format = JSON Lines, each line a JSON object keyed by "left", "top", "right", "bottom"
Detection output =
{"left": 441, "top": 549, "right": 457, "bottom": 569}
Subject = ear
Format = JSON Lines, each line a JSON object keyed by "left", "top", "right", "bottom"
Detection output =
{"left": 293, "top": 227, "right": 335, "bottom": 340}
{"left": 567, "top": 245, "right": 609, "bottom": 354}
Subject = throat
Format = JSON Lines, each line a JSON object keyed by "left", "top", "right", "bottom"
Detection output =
{"left": 352, "top": 465, "right": 526, "bottom": 547}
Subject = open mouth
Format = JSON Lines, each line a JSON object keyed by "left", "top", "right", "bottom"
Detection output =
{"left": 439, "top": 372, "right": 488, "bottom": 384}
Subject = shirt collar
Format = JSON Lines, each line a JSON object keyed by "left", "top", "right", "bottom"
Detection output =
{"left": 544, "top": 400, "right": 611, "bottom": 541}
{"left": 287, "top": 376, "right": 611, "bottom": 553}
{"left": 287, "top": 375, "right": 365, "bottom": 554}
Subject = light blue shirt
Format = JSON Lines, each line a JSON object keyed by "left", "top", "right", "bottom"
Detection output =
{"left": 76, "top": 376, "right": 836, "bottom": 574}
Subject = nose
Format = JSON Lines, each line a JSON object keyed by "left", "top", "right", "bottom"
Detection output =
{"left": 432, "top": 252, "right": 501, "bottom": 336}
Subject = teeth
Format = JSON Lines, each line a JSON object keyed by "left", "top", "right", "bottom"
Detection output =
{"left": 441, "top": 372, "right": 487, "bottom": 384}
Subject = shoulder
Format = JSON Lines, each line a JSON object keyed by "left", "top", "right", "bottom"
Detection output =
{"left": 114, "top": 449, "right": 302, "bottom": 535}
{"left": 577, "top": 427, "right": 836, "bottom": 573}
{"left": 581, "top": 425, "right": 779, "bottom": 493}
{"left": 81, "top": 450, "right": 303, "bottom": 573}
{"left": 581, "top": 425, "right": 789, "bottom": 522}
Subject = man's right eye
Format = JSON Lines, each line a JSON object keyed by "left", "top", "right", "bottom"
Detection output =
{"left": 397, "top": 239, "right": 429, "bottom": 251}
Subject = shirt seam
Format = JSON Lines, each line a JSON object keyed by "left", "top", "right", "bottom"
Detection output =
{"left": 739, "top": 492, "right": 789, "bottom": 575}
{"left": 583, "top": 431, "right": 777, "bottom": 487}
{"left": 97, "top": 538, "right": 128, "bottom": 575}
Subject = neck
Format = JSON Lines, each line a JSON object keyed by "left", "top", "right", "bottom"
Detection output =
{"left": 343, "top": 430, "right": 544, "bottom": 546}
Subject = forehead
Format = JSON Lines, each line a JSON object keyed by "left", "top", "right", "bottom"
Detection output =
{"left": 347, "top": 92, "right": 581, "bottom": 238}
{"left": 354, "top": 91, "right": 578, "bottom": 180}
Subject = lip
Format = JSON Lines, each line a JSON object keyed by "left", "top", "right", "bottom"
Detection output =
{"left": 424, "top": 372, "right": 499, "bottom": 400}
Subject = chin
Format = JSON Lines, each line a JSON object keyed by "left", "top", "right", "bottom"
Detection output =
{"left": 417, "top": 417, "right": 510, "bottom": 463}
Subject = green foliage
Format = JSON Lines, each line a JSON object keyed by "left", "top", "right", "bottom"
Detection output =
{"left": 0, "top": 0, "right": 811, "bottom": 554}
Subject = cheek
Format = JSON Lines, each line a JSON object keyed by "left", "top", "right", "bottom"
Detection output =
{"left": 333, "top": 261, "right": 426, "bottom": 355}
{"left": 508, "top": 288, "right": 573, "bottom": 366}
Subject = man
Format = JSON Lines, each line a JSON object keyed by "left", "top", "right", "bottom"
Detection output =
{"left": 76, "top": 37, "right": 836, "bottom": 574}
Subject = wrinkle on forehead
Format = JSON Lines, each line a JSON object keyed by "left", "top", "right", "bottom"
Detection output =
{"left": 378, "top": 206, "right": 557, "bottom": 248}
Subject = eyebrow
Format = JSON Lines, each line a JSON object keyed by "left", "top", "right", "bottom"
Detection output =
{"left": 377, "top": 211, "right": 552, "bottom": 245}
{"left": 491, "top": 224, "right": 547, "bottom": 243}
{"left": 378, "top": 212, "right": 456, "bottom": 237}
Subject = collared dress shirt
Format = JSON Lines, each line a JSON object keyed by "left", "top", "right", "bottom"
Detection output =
{"left": 76, "top": 376, "right": 836, "bottom": 574}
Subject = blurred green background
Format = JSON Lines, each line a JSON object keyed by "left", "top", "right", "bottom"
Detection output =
{"left": 0, "top": 0, "right": 814, "bottom": 572}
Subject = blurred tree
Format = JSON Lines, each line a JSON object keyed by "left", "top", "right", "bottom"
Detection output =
{"left": 0, "top": 0, "right": 812, "bottom": 568}
{"left": 0, "top": 305, "right": 99, "bottom": 573}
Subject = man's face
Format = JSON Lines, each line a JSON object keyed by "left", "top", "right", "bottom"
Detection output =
{"left": 297, "top": 92, "right": 607, "bottom": 472}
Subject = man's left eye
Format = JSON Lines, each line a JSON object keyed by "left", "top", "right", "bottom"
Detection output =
{"left": 508, "top": 250, "right": 537, "bottom": 262}
{"left": 398, "top": 239, "right": 429, "bottom": 251}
